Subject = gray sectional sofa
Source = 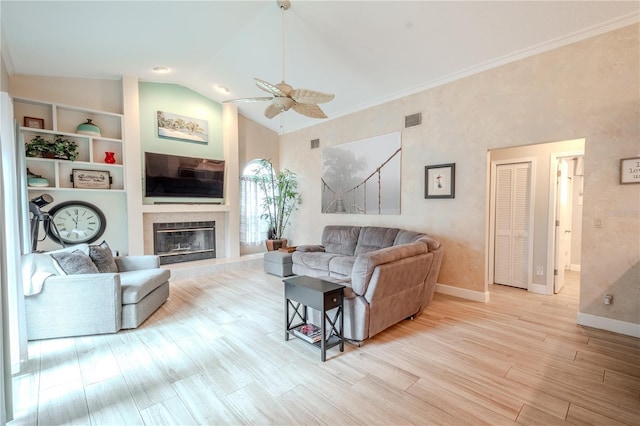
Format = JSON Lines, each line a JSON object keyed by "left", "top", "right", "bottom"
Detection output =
{"left": 292, "top": 226, "right": 443, "bottom": 342}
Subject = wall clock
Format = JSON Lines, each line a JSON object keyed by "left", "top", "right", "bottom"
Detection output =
{"left": 47, "top": 201, "right": 106, "bottom": 244}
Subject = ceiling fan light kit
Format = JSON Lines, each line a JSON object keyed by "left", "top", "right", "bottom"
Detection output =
{"left": 223, "top": 0, "right": 334, "bottom": 120}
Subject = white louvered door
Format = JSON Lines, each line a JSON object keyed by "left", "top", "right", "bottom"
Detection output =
{"left": 494, "top": 162, "right": 532, "bottom": 289}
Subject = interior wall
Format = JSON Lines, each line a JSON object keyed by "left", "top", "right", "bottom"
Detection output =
{"left": 9, "top": 75, "right": 122, "bottom": 114}
{"left": 238, "top": 113, "right": 279, "bottom": 255}
{"left": 279, "top": 23, "right": 640, "bottom": 327}
{"left": 238, "top": 113, "right": 279, "bottom": 172}
{"left": 138, "top": 82, "right": 224, "bottom": 204}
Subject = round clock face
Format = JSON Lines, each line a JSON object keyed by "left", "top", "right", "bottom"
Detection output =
{"left": 47, "top": 201, "right": 106, "bottom": 244}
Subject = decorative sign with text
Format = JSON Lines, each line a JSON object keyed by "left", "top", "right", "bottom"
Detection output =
{"left": 620, "top": 157, "right": 640, "bottom": 184}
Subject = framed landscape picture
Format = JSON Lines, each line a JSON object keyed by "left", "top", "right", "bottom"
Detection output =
{"left": 157, "top": 111, "right": 208, "bottom": 144}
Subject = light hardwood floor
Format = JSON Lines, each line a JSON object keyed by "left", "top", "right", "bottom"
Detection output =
{"left": 9, "top": 268, "right": 640, "bottom": 425}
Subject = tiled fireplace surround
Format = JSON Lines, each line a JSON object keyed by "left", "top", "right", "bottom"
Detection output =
{"left": 143, "top": 211, "right": 226, "bottom": 258}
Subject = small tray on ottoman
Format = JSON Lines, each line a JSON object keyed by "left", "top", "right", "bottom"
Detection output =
{"left": 278, "top": 246, "right": 297, "bottom": 253}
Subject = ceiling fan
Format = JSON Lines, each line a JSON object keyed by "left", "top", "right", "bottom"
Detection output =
{"left": 223, "top": 0, "right": 334, "bottom": 119}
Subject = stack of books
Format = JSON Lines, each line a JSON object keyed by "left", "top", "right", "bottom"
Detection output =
{"left": 292, "top": 323, "right": 323, "bottom": 343}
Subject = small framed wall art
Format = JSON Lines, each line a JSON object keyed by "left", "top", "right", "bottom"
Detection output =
{"left": 620, "top": 157, "right": 640, "bottom": 184}
{"left": 425, "top": 163, "right": 455, "bottom": 199}
{"left": 24, "top": 116, "right": 44, "bottom": 129}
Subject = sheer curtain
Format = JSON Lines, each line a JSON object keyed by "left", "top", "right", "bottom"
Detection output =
{"left": 240, "top": 176, "right": 267, "bottom": 246}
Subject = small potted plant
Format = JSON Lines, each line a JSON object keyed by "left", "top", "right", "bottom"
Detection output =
{"left": 25, "top": 135, "right": 78, "bottom": 161}
{"left": 25, "top": 135, "right": 53, "bottom": 158}
{"left": 52, "top": 135, "right": 78, "bottom": 161}
{"left": 254, "top": 159, "right": 301, "bottom": 251}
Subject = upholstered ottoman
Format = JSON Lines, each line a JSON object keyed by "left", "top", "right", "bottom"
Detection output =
{"left": 264, "top": 251, "right": 294, "bottom": 277}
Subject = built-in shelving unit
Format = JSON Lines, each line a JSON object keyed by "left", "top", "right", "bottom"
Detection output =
{"left": 14, "top": 97, "right": 125, "bottom": 192}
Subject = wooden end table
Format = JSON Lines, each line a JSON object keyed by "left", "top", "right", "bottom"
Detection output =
{"left": 283, "top": 276, "right": 345, "bottom": 361}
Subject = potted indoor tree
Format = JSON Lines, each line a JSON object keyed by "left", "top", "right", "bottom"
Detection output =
{"left": 254, "top": 159, "right": 301, "bottom": 251}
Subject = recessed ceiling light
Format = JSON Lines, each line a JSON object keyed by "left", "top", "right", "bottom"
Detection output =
{"left": 152, "top": 66, "right": 170, "bottom": 74}
{"left": 215, "top": 85, "right": 229, "bottom": 94}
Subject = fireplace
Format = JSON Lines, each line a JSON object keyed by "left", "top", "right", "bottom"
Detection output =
{"left": 153, "top": 221, "right": 216, "bottom": 265}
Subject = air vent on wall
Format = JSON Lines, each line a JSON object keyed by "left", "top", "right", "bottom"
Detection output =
{"left": 310, "top": 138, "right": 320, "bottom": 149}
{"left": 405, "top": 112, "right": 422, "bottom": 128}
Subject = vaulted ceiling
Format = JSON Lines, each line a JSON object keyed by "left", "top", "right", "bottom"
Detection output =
{"left": 2, "top": 1, "right": 638, "bottom": 134}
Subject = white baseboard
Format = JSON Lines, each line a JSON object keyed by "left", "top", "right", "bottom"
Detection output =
{"left": 577, "top": 312, "right": 640, "bottom": 338}
{"left": 435, "top": 283, "right": 490, "bottom": 303}
{"left": 570, "top": 264, "right": 581, "bottom": 272}
{"left": 529, "top": 283, "right": 552, "bottom": 295}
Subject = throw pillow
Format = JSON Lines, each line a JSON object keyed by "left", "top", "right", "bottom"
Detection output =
{"left": 89, "top": 240, "right": 118, "bottom": 273}
{"left": 50, "top": 250, "right": 100, "bottom": 275}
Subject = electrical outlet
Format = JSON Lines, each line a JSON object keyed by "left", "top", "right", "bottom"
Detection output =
{"left": 594, "top": 217, "right": 602, "bottom": 228}
{"left": 604, "top": 294, "right": 613, "bottom": 305}
{"left": 536, "top": 266, "right": 544, "bottom": 276}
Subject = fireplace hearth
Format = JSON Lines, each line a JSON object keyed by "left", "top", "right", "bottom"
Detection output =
{"left": 153, "top": 221, "right": 216, "bottom": 265}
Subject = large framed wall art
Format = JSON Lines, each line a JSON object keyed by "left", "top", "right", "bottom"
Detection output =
{"left": 321, "top": 132, "right": 401, "bottom": 214}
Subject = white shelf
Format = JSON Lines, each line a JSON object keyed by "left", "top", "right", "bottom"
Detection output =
{"left": 16, "top": 97, "right": 125, "bottom": 192}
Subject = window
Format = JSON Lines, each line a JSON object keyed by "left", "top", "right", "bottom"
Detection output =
{"left": 239, "top": 160, "right": 271, "bottom": 246}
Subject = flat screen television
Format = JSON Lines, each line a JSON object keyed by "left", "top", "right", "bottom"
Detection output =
{"left": 145, "top": 152, "right": 225, "bottom": 199}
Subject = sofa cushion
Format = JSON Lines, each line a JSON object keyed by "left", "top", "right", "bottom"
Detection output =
{"left": 351, "top": 242, "right": 428, "bottom": 296}
{"left": 394, "top": 229, "right": 427, "bottom": 246}
{"left": 89, "top": 241, "right": 118, "bottom": 273}
{"left": 322, "top": 226, "right": 361, "bottom": 256}
{"left": 120, "top": 268, "right": 171, "bottom": 304}
{"left": 354, "top": 227, "right": 399, "bottom": 256}
{"left": 50, "top": 250, "right": 100, "bottom": 275}
{"left": 292, "top": 251, "right": 346, "bottom": 272}
{"left": 329, "top": 255, "right": 356, "bottom": 278}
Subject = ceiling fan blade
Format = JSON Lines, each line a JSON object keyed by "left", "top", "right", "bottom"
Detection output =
{"left": 290, "top": 88, "right": 335, "bottom": 104}
{"left": 222, "top": 96, "right": 273, "bottom": 104}
{"left": 255, "top": 78, "right": 288, "bottom": 97}
{"left": 264, "top": 103, "right": 285, "bottom": 119}
{"left": 291, "top": 102, "right": 328, "bottom": 119}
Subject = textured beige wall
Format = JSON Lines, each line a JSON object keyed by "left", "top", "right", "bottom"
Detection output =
{"left": 280, "top": 24, "right": 639, "bottom": 325}
{"left": 9, "top": 75, "right": 123, "bottom": 114}
{"left": 238, "top": 113, "right": 279, "bottom": 172}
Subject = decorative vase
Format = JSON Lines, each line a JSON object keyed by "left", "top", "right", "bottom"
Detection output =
{"left": 26, "top": 169, "right": 49, "bottom": 187}
{"left": 104, "top": 151, "right": 116, "bottom": 164}
{"left": 76, "top": 119, "right": 101, "bottom": 136}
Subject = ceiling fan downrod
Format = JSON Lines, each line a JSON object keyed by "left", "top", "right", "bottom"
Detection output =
{"left": 278, "top": 0, "right": 290, "bottom": 83}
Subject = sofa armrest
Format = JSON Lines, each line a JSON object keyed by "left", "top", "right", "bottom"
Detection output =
{"left": 115, "top": 255, "right": 160, "bottom": 272}
{"left": 295, "top": 245, "right": 325, "bottom": 253}
{"left": 351, "top": 242, "right": 429, "bottom": 296}
{"left": 25, "top": 273, "right": 122, "bottom": 340}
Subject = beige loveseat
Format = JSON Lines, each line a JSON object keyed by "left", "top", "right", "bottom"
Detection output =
{"left": 22, "top": 243, "right": 170, "bottom": 340}
{"left": 292, "top": 226, "right": 443, "bottom": 343}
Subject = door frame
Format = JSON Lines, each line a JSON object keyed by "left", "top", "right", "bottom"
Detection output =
{"left": 487, "top": 156, "right": 536, "bottom": 289}
{"left": 546, "top": 149, "right": 584, "bottom": 295}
